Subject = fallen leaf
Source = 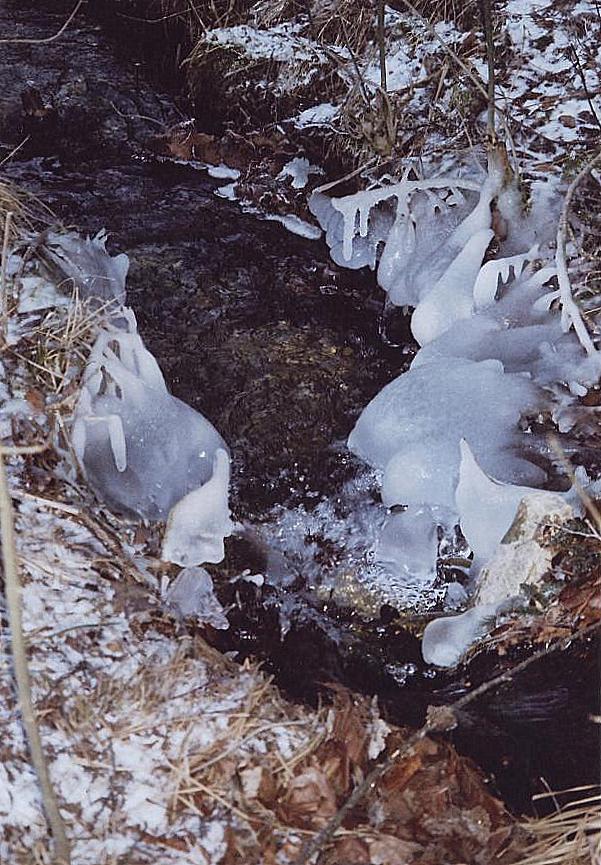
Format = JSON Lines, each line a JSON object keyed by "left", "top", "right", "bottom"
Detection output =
{"left": 280, "top": 765, "right": 337, "bottom": 829}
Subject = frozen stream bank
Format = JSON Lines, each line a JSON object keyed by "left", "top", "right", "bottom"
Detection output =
{"left": 1, "top": 0, "right": 599, "bottom": 814}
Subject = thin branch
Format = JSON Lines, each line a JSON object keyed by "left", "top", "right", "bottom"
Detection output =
{"left": 1, "top": 210, "right": 13, "bottom": 335}
{"left": 0, "top": 0, "right": 83, "bottom": 45}
{"left": 0, "top": 448, "right": 71, "bottom": 864}
{"left": 555, "top": 149, "right": 601, "bottom": 355}
{"left": 293, "top": 619, "right": 601, "bottom": 865}
{"left": 376, "top": 0, "right": 387, "bottom": 92}
{"left": 569, "top": 46, "right": 601, "bottom": 133}
{"left": 479, "top": 0, "right": 496, "bottom": 140}
{"left": 0, "top": 136, "right": 31, "bottom": 168}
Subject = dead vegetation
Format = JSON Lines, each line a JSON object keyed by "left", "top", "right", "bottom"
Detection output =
{"left": 517, "top": 789, "right": 601, "bottom": 865}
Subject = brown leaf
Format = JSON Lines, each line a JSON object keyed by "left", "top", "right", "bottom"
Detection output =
{"left": 279, "top": 766, "right": 337, "bottom": 829}
{"left": 559, "top": 114, "right": 576, "bottom": 128}
{"left": 368, "top": 834, "right": 422, "bottom": 864}
{"left": 25, "top": 388, "right": 45, "bottom": 412}
{"left": 321, "top": 836, "right": 370, "bottom": 864}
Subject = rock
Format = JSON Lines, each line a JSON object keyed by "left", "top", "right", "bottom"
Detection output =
{"left": 474, "top": 492, "right": 573, "bottom": 606}
{"left": 422, "top": 492, "right": 574, "bottom": 667}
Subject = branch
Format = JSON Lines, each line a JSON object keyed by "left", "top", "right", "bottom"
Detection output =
{"left": 555, "top": 149, "right": 601, "bottom": 356}
{"left": 293, "top": 619, "right": 601, "bottom": 865}
{"left": 0, "top": 1, "right": 83, "bottom": 45}
{"left": 1, "top": 210, "right": 13, "bottom": 336}
{"left": 0, "top": 447, "right": 71, "bottom": 864}
{"left": 479, "top": 0, "right": 496, "bottom": 141}
{"left": 376, "top": 0, "right": 387, "bottom": 92}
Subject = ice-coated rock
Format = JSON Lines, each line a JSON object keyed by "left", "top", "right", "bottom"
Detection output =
{"left": 349, "top": 357, "right": 545, "bottom": 510}
{"left": 455, "top": 440, "right": 539, "bottom": 565}
{"left": 163, "top": 566, "right": 229, "bottom": 629}
{"left": 474, "top": 490, "right": 573, "bottom": 606}
{"left": 162, "top": 449, "right": 233, "bottom": 567}
{"left": 73, "top": 311, "right": 227, "bottom": 522}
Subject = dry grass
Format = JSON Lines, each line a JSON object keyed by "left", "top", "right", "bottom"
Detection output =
{"left": 402, "top": 0, "right": 481, "bottom": 29}
{"left": 12, "top": 290, "right": 114, "bottom": 396}
{"left": 309, "top": 0, "right": 374, "bottom": 53}
{"left": 0, "top": 179, "right": 52, "bottom": 243}
{"left": 515, "top": 789, "right": 601, "bottom": 865}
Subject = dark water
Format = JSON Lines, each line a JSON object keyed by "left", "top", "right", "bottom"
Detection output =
{"left": 2, "top": 0, "right": 598, "bottom": 814}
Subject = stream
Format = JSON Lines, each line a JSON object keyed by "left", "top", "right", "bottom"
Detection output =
{"left": 1, "top": 0, "right": 599, "bottom": 815}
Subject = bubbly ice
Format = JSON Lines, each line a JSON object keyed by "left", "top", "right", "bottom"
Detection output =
{"left": 375, "top": 506, "right": 439, "bottom": 582}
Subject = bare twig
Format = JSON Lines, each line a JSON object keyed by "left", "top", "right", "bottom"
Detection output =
{"left": 293, "top": 620, "right": 601, "bottom": 865}
{"left": 0, "top": 0, "right": 83, "bottom": 45}
{"left": 569, "top": 46, "right": 601, "bottom": 133}
{"left": 1, "top": 210, "right": 13, "bottom": 333}
{"left": 376, "top": 0, "right": 387, "bottom": 92}
{"left": 548, "top": 434, "right": 601, "bottom": 535}
{"left": 555, "top": 150, "right": 601, "bottom": 355}
{"left": 478, "top": 0, "right": 496, "bottom": 141}
{"left": 0, "top": 447, "right": 71, "bottom": 864}
{"left": 0, "top": 137, "right": 31, "bottom": 168}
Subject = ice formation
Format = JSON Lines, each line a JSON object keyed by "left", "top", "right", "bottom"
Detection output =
{"left": 421, "top": 603, "right": 500, "bottom": 667}
{"left": 312, "top": 150, "right": 601, "bottom": 660}
{"left": 162, "top": 449, "right": 233, "bottom": 567}
{"left": 163, "top": 566, "right": 229, "bottom": 629}
{"left": 375, "top": 507, "right": 439, "bottom": 582}
{"left": 349, "top": 357, "right": 544, "bottom": 510}
{"left": 455, "top": 440, "right": 540, "bottom": 566}
{"left": 44, "top": 230, "right": 129, "bottom": 307}
{"left": 62, "top": 232, "right": 232, "bottom": 566}
{"left": 73, "top": 311, "right": 227, "bottom": 523}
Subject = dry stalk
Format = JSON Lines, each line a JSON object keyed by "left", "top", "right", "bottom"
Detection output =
{"left": 555, "top": 149, "right": 601, "bottom": 356}
{"left": 1, "top": 209, "right": 12, "bottom": 335}
{"left": 0, "top": 0, "right": 83, "bottom": 45}
{"left": 0, "top": 446, "right": 71, "bottom": 864}
{"left": 376, "top": 0, "right": 387, "bottom": 92}
{"left": 478, "top": 0, "right": 496, "bottom": 141}
{"left": 516, "top": 788, "right": 601, "bottom": 865}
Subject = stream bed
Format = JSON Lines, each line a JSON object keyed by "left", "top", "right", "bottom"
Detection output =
{"left": 1, "top": 0, "right": 599, "bottom": 815}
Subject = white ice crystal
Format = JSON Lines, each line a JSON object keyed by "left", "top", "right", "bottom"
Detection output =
{"left": 162, "top": 449, "right": 233, "bottom": 566}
